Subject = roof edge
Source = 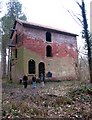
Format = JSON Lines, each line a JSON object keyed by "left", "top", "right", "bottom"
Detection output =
{"left": 16, "top": 19, "right": 78, "bottom": 36}
{"left": 10, "top": 18, "right": 78, "bottom": 39}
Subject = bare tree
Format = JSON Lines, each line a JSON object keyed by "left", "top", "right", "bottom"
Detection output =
{"left": 66, "top": 0, "right": 92, "bottom": 82}
{"left": 76, "top": 0, "right": 92, "bottom": 83}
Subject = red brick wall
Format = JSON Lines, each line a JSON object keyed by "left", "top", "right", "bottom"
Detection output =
{"left": 22, "top": 27, "right": 78, "bottom": 59}
{"left": 11, "top": 24, "right": 78, "bottom": 81}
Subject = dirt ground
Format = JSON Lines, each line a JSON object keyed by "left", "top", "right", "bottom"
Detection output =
{"left": 2, "top": 80, "right": 92, "bottom": 119}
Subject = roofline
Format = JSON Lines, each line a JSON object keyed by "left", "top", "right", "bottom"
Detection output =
{"left": 10, "top": 19, "right": 78, "bottom": 39}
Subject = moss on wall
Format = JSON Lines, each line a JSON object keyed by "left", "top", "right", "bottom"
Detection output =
{"left": 16, "top": 47, "right": 24, "bottom": 74}
{"left": 23, "top": 47, "right": 41, "bottom": 77}
{"left": 12, "top": 46, "right": 24, "bottom": 81}
{"left": 22, "top": 48, "right": 77, "bottom": 80}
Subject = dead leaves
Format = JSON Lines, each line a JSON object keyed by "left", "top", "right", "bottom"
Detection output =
{"left": 2, "top": 80, "right": 92, "bottom": 119}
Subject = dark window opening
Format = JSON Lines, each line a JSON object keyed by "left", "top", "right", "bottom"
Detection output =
{"left": 46, "top": 45, "right": 52, "bottom": 57}
{"left": 28, "top": 59, "right": 35, "bottom": 74}
{"left": 15, "top": 49, "right": 17, "bottom": 58}
{"left": 46, "top": 32, "right": 51, "bottom": 42}
{"left": 16, "top": 34, "right": 18, "bottom": 44}
{"left": 75, "top": 63, "right": 78, "bottom": 67}
{"left": 46, "top": 71, "right": 52, "bottom": 77}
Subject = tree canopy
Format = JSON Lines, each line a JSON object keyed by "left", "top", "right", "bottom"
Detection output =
{"left": 1, "top": 0, "right": 27, "bottom": 43}
{"left": 1, "top": 0, "right": 27, "bottom": 77}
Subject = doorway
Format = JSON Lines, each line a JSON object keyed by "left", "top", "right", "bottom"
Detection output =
{"left": 28, "top": 59, "right": 35, "bottom": 74}
{"left": 38, "top": 62, "right": 45, "bottom": 78}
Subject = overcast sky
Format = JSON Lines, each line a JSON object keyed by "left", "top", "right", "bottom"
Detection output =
{"left": 0, "top": 0, "right": 91, "bottom": 33}
{"left": 19, "top": 0, "right": 90, "bottom": 33}
{"left": 0, "top": 0, "right": 91, "bottom": 53}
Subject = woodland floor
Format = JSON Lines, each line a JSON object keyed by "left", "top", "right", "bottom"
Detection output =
{"left": 2, "top": 79, "right": 92, "bottom": 120}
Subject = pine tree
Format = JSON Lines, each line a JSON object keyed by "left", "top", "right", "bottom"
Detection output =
{"left": 1, "top": 0, "right": 27, "bottom": 78}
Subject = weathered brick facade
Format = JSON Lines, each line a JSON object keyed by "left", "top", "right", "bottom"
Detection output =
{"left": 10, "top": 19, "right": 78, "bottom": 81}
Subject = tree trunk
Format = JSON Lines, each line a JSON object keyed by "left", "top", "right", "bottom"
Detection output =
{"left": 2, "top": 41, "right": 6, "bottom": 78}
{"left": 81, "top": 0, "right": 92, "bottom": 83}
{"left": 89, "top": 54, "right": 92, "bottom": 82}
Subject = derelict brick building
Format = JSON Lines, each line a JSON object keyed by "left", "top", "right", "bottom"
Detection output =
{"left": 10, "top": 19, "right": 78, "bottom": 81}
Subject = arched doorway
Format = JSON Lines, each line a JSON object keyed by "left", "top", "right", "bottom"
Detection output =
{"left": 28, "top": 59, "right": 35, "bottom": 74}
{"left": 38, "top": 62, "right": 45, "bottom": 78}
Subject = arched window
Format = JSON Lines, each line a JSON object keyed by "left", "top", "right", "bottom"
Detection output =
{"left": 46, "top": 32, "right": 51, "bottom": 42}
{"left": 28, "top": 59, "right": 35, "bottom": 74}
{"left": 46, "top": 45, "right": 52, "bottom": 57}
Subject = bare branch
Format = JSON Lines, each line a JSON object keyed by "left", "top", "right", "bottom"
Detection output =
{"left": 74, "top": 0, "right": 82, "bottom": 9}
{"left": 76, "top": 13, "right": 82, "bottom": 17}
{"left": 64, "top": 43, "right": 87, "bottom": 58}
{"left": 71, "top": 11, "right": 82, "bottom": 24}
{"left": 62, "top": 6, "right": 82, "bottom": 26}
{"left": 80, "top": 55, "right": 88, "bottom": 66}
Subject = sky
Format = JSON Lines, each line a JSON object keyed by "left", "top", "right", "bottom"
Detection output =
{"left": 0, "top": 0, "right": 91, "bottom": 55}
{"left": 19, "top": 0, "right": 90, "bottom": 33}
